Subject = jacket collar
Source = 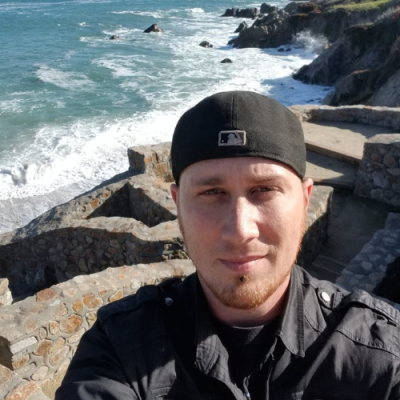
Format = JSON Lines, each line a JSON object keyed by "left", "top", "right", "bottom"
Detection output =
{"left": 192, "top": 264, "right": 306, "bottom": 370}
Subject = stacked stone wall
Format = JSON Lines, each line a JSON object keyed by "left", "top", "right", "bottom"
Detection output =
{"left": 290, "top": 104, "right": 400, "bottom": 129}
{"left": 336, "top": 213, "right": 400, "bottom": 310}
{"left": 127, "top": 181, "right": 177, "bottom": 227}
{"left": 354, "top": 134, "right": 400, "bottom": 207}
{"left": 128, "top": 143, "right": 173, "bottom": 182}
{"left": 0, "top": 260, "right": 196, "bottom": 399}
{"left": 0, "top": 220, "right": 185, "bottom": 299}
{"left": 0, "top": 364, "right": 51, "bottom": 400}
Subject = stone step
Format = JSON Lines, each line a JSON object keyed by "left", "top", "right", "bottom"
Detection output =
{"left": 302, "top": 120, "right": 397, "bottom": 167}
{"left": 305, "top": 151, "right": 358, "bottom": 191}
{"left": 305, "top": 139, "right": 360, "bottom": 166}
{"left": 307, "top": 254, "right": 347, "bottom": 283}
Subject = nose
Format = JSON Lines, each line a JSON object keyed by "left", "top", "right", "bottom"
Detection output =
{"left": 221, "top": 196, "right": 259, "bottom": 244}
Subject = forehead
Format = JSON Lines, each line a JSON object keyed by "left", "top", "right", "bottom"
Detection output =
{"left": 179, "top": 157, "right": 300, "bottom": 186}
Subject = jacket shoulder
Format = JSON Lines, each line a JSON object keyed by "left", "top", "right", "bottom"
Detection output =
{"left": 95, "top": 275, "right": 194, "bottom": 354}
{"left": 300, "top": 267, "right": 400, "bottom": 358}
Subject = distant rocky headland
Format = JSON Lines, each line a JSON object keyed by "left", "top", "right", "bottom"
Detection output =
{"left": 1, "top": 1, "right": 400, "bottom": 399}
{"left": 221, "top": 0, "right": 400, "bottom": 107}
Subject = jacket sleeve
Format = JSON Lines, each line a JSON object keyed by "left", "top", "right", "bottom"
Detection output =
{"left": 55, "top": 320, "right": 138, "bottom": 400}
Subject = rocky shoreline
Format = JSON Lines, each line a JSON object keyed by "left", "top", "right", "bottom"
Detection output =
{"left": 1, "top": 2, "right": 400, "bottom": 398}
{"left": 221, "top": 0, "right": 400, "bottom": 106}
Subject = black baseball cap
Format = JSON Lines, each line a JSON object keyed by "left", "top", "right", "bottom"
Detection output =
{"left": 171, "top": 91, "right": 306, "bottom": 183}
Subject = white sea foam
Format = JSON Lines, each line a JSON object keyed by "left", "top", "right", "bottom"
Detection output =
{"left": 111, "top": 10, "right": 163, "bottom": 18}
{"left": 294, "top": 30, "right": 329, "bottom": 55}
{"left": 36, "top": 65, "right": 94, "bottom": 91}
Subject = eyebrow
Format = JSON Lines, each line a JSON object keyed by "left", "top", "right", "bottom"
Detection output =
{"left": 191, "top": 174, "right": 284, "bottom": 187}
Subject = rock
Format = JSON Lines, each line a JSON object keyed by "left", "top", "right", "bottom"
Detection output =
{"left": 260, "top": 3, "right": 277, "bottom": 14}
{"left": 0, "top": 278, "right": 12, "bottom": 306}
{"left": 284, "top": 2, "right": 299, "bottom": 15}
{"left": 369, "top": 68, "right": 400, "bottom": 107}
{"left": 286, "top": 48, "right": 292, "bottom": 52}
{"left": 199, "top": 41, "right": 213, "bottom": 48}
{"left": 295, "top": 14, "right": 400, "bottom": 106}
{"left": 221, "top": 58, "right": 233, "bottom": 63}
{"left": 144, "top": 24, "right": 164, "bottom": 33}
{"left": 238, "top": 8, "right": 259, "bottom": 19}
{"left": 109, "top": 35, "right": 119, "bottom": 40}
{"left": 297, "top": 2, "right": 319, "bottom": 13}
{"left": 222, "top": 8, "right": 238, "bottom": 17}
{"left": 231, "top": 3, "right": 383, "bottom": 50}
{"left": 278, "top": 48, "right": 285, "bottom": 52}
{"left": 222, "top": 7, "right": 258, "bottom": 19}
{"left": 235, "top": 21, "right": 248, "bottom": 33}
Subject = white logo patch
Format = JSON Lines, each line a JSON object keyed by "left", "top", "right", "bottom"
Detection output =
{"left": 218, "top": 130, "right": 246, "bottom": 146}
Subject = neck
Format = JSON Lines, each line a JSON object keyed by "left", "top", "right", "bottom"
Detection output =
{"left": 199, "top": 274, "right": 290, "bottom": 327}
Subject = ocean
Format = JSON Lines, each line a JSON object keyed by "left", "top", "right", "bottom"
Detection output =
{"left": 0, "top": 0, "right": 330, "bottom": 234}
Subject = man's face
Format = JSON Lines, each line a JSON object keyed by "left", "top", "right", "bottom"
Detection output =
{"left": 171, "top": 157, "right": 313, "bottom": 311}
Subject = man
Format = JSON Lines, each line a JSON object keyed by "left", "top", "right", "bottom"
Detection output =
{"left": 56, "top": 91, "right": 400, "bottom": 400}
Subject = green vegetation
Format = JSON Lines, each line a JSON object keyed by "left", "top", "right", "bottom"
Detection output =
{"left": 331, "top": 0, "right": 391, "bottom": 12}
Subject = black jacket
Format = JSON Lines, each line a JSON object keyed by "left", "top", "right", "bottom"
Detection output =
{"left": 56, "top": 265, "right": 400, "bottom": 400}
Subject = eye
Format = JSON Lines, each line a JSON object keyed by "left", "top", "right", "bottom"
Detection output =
{"left": 255, "top": 186, "right": 272, "bottom": 193}
{"left": 203, "top": 188, "right": 224, "bottom": 195}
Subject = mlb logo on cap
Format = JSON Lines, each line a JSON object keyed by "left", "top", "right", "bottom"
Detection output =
{"left": 218, "top": 130, "right": 246, "bottom": 146}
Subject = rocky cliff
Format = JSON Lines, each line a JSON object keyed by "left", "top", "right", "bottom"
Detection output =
{"left": 294, "top": 4, "right": 400, "bottom": 106}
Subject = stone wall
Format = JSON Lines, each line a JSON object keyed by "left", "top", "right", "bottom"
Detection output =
{"left": 336, "top": 213, "right": 400, "bottom": 310}
{"left": 0, "top": 260, "right": 196, "bottom": 399}
{"left": 0, "top": 278, "right": 12, "bottom": 307}
{"left": 290, "top": 104, "right": 400, "bottom": 129}
{"left": 128, "top": 143, "right": 173, "bottom": 182}
{"left": 354, "top": 134, "right": 400, "bottom": 207}
{"left": 0, "top": 364, "right": 51, "bottom": 400}
{"left": 0, "top": 141, "right": 335, "bottom": 398}
{"left": 0, "top": 142, "right": 333, "bottom": 301}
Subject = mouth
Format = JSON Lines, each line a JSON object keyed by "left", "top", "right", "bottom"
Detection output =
{"left": 219, "top": 255, "right": 265, "bottom": 273}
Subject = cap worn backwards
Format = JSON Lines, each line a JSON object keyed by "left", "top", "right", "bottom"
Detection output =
{"left": 171, "top": 91, "right": 306, "bottom": 183}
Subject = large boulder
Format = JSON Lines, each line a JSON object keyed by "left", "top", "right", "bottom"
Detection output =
{"left": 260, "top": 3, "right": 277, "bottom": 14}
{"left": 235, "top": 21, "right": 248, "bottom": 33}
{"left": 222, "top": 7, "right": 258, "bottom": 19}
{"left": 284, "top": 2, "right": 299, "bottom": 14}
{"left": 369, "top": 68, "right": 400, "bottom": 107}
{"left": 237, "top": 8, "right": 259, "bottom": 18}
{"left": 144, "top": 24, "right": 164, "bottom": 33}
{"left": 199, "top": 41, "right": 214, "bottom": 48}
{"left": 222, "top": 8, "right": 238, "bottom": 17}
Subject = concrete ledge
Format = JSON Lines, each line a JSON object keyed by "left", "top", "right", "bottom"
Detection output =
{"left": 305, "top": 139, "right": 360, "bottom": 166}
{"left": 291, "top": 104, "right": 400, "bottom": 129}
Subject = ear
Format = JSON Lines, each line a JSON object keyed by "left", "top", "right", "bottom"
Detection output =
{"left": 302, "top": 178, "right": 313, "bottom": 210}
{"left": 170, "top": 183, "right": 179, "bottom": 205}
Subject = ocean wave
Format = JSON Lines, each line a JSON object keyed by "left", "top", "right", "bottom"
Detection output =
{"left": 36, "top": 65, "right": 94, "bottom": 91}
{"left": 294, "top": 30, "right": 328, "bottom": 55}
{"left": 111, "top": 10, "right": 163, "bottom": 18}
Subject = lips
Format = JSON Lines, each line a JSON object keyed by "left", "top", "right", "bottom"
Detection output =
{"left": 219, "top": 255, "right": 265, "bottom": 273}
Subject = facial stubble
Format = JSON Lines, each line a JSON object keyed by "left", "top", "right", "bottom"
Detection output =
{"left": 178, "top": 210, "right": 306, "bottom": 311}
